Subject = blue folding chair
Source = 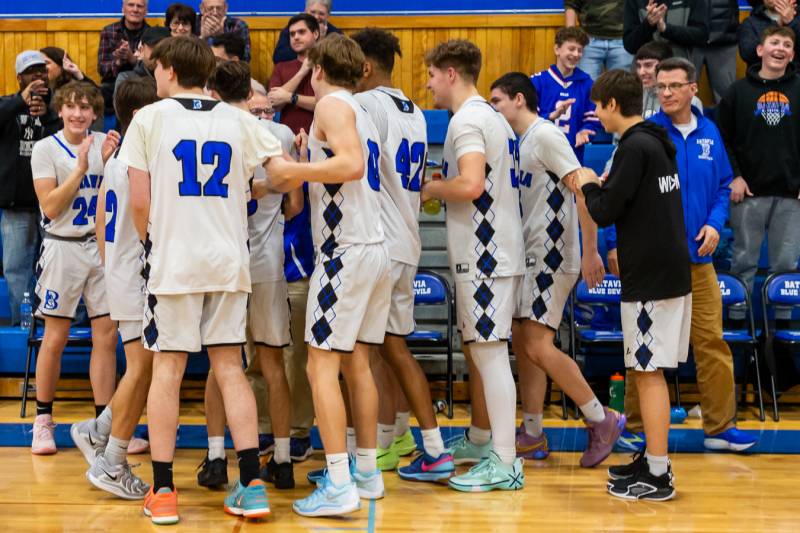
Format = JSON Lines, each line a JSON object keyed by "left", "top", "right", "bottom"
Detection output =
{"left": 761, "top": 270, "right": 800, "bottom": 421}
{"left": 406, "top": 269, "right": 454, "bottom": 418}
{"left": 717, "top": 272, "right": 767, "bottom": 421}
{"left": 21, "top": 313, "right": 94, "bottom": 417}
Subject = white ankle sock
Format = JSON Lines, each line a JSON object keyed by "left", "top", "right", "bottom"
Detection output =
{"left": 394, "top": 411, "right": 410, "bottom": 437}
{"left": 523, "top": 412, "right": 543, "bottom": 438}
{"left": 469, "top": 341, "right": 517, "bottom": 464}
{"left": 273, "top": 437, "right": 290, "bottom": 464}
{"left": 377, "top": 424, "right": 395, "bottom": 449}
{"left": 326, "top": 453, "right": 351, "bottom": 486}
{"left": 579, "top": 398, "right": 606, "bottom": 424}
{"left": 95, "top": 406, "right": 113, "bottom": 438}
{"left": 104, "top": 435, "right": 128, "bottom": 467}
{"left": 346, "top": 427, "right": 357, "bottom": 455}
{"left": 646, "top": 452, "right": 669, "bottom": 477}
{"left": 421, "top": 428, "right": 445, "bottom": 457}
{"left": 468, "top": 425, "right": 491, "bottom": 446}
{"left": 355, "top": 447, "right": 377, "bottom": 474}
{"left": 208, "top": 436, "right": 226, "bottom": 461}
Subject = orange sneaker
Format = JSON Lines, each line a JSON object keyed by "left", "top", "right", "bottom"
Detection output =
{"left": 143, "top": 486, "right": 179, "bottom": 525}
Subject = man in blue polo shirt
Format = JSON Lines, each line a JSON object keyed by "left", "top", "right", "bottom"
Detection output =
{"left": 620, "top": 57, "right": 758, "bottom": 453}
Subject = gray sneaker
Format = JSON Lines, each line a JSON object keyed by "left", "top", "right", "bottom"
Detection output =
{"left": 446, "top": 432, "right": 492, "bottom": 465}
{"left": 580, "top": 408, "right": 626, "bottom": 468}
{"left": 87, "top": 454, "right": 150, "bottom": 500}
{"left": 70, "top": 418, "right": 108, "bottom": 466}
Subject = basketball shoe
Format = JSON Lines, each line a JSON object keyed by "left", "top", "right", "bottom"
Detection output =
{"left": 448, "top": 451, "right": 524, "bottom": 492}
{"left": 389, "top": 430, "right": 417, "bottom": 457}
{"left": 223, "top": 479, "right": 271, "bottom": 518}
{"left": 377, "top": 446, "right": 400, "bottom": 471}
{"left": 397, "top": 452, "right": 455, "bottom": 482}
{"left": 143, "top": 486, "right": 179, "bottom": 525}
{"left": 353, "top": 468, "right": 385, "bottom": 499}
{"left": 607, "top": 459, "right": 675, "bottom": 501}
{"left": 515, "top": 423, "right": 549, "bottom": 460}
{"left": 31, "top": 414, "right": 57, "bottom": 455}
{"left": 446, "top": 431, "right": 491, "bottom": 465}
{"left": 87, "top": 454, "right": 150, "bottom": 499}
{"left": 70, "top": 418, "right": 107, "bottom": 465}
{"left": 581, "top": 408, "right": 626, "bottom": 467}
{"left": 293, "top": 472, "right": 361, "bottom": 517}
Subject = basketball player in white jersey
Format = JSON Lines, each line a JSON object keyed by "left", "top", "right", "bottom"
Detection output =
{"left": 266, "top": 34, "right": 391, "bottom": 517}
{"left": 200, "top": 60, "right": 302, "bottom": 491}
{"left": 71, "top": 78, "right": 159, "bottom": 500}
{"left": 350, "top": 28, "right": 455, "bottom": 481}
{"left": 489, "top": 72, "right": 625, "bottom": 467}
{"left": 29, "top": 81, "right": 120, "bottom": 456}
{"left": 118, "top": 37, "right": 282, "bottom": 525}
{"left": 422, "top": 40, "right": 525, "bottom": 492}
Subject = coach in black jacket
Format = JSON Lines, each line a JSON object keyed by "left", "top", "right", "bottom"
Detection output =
{"left": 623, "top": 0, "right": 709, "bottom": 59}
{"left": 0, "top": 51, "right": 61, "bottom": 325}
{"left": 692, "top": 0, "right": 739, "bottom": 103}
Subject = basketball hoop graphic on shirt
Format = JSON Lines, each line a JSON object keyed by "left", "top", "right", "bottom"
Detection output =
{"left": 755, "top": 91, "right": 791, "bottom": 126}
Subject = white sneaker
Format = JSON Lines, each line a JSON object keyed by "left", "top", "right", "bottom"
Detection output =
{"left": 353, "top": 468, "right": 385, "bottom": 500}
{"left": 31, "top": 414, "right": 57, "bottom": 455}
{"left": 70, "top": 418, "right": 107, "bottom": 466}
{"left": 292, "top": 473, "right": 361, "bottom": 517}
{"left": 87, "top": 454, "right": 150, "bottom": 500}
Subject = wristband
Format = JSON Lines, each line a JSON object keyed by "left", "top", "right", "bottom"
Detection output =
{"left": 291, "top": 93, "right": 299, "bottom": 106}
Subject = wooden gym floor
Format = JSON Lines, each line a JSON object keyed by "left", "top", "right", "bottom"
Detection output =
{"left": 1, "top": 401, "right": 799, "bottom": 532}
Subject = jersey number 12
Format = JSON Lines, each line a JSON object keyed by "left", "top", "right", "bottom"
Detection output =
{"left": 174, "top": 140, "right": 233, "bottom": 198}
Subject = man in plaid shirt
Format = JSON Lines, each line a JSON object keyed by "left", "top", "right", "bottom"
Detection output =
{"left": 197, "top": 0, "right": 251, "bottom": 62}
{"left": 97, "top": 0, "right": 149, "bottom": 115}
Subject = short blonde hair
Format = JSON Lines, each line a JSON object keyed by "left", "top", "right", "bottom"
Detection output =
{"left": 307, "top": 33, "right": 365, "bottom": 89}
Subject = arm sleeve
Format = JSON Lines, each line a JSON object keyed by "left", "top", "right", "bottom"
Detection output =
{"left": 662, "top": 0, "right": 710, "bottom": 46}
{"left": 117, "top": 111, "right": 150, "bottom": 171}
{"left": 715, "top": 88, "right": 741, "bottom": 177}
{"left": 272, "top": 28, "right": 296, "bottom": 64}
{"left": 623, "top": 0, "right": 655, "bottom": 54}
{"left": 0, "top": 93, "right": 26, "bottom": 122}
{"left": 705, "top": 132, "right": 734, "bottom": 231}
{"left": 582, "top": 142, "right": 643, "bottom": 227}
{"left": 737, "top": 19, "right": 761, "bottom": 66}
{"left": 30, "top": 141, "right": 55, "bottom": 180}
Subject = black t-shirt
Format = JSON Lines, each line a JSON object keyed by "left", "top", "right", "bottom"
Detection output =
{"left": 583, "top": 120, "right": 691, "bottom": 302}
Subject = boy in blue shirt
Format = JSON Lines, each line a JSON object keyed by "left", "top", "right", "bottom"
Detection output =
{"left": 531, "top": 27, "right": 603, "bottom": 163}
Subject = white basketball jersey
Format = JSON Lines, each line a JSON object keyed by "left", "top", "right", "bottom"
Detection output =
{"left": 102, "top": 152, "right": 145, "bottom": 320}
{"left": 354, "top": 87, "right": 425, "bottom": 266}
{"left": 30, "top": 131, "right": 107, "bottom": 238}
{"left": 518, "top": 117, "right": 582, "bottom": 274}
{"left": 248, "top": 119, "right": 294, "bottom": 284}
{"left": 308, "top": 90, "right": 384, "bottom": 258}
{"left": 442, "top": 96, "right": 524, "bottom": 281}
{"left": 118, "top": 95, "right": 283, "bottom": 294}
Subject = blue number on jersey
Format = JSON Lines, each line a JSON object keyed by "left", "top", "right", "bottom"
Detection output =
{"left": 395, "top": 138, "right": 425, "bottom": 192}
{"left": 105, "top": 189, "right": 118, "bottom": 242}
{"left": 366, "top": 139, "right": 381, "bottom": 192}
{"left": 174, "top": 139, "right": 233, "bottom": 198}
{"left": 71, "top": 194, "right": 98, "bottom": 226}
{"left": 508, "top": 138, "right": 519, "bottom": 189}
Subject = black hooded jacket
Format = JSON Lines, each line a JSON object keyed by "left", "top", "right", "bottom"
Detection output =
{"left": 583, "top": 121, "right": 692, "bottom": 302}
{"left": 717, "top": 63, "right": 800, "bottom": 198}
{"left": 738, "top": 4, "right": 800, "bottom": 67}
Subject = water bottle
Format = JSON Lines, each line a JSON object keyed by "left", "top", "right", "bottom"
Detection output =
{"left": 433, "top": 399, "right": 447, "bottom": 414}
{"left": 20, "top": 292, "right": 33, "bottom": 330}
{"left": 608, "top": 373, "right": 625, "bottom": 413}
{"left": 422, "top": 198, "right": 441, "bottom": 215}
{"left": 670, "top": 406, "right": 688, "bottom": 424}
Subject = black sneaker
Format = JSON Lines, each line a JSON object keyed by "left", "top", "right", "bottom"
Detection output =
{"left": 607, "top": 451, "right": 646, "bottom": 481}
{"left": 607, "top": 463, "right": 675, "bottom": 501}
{"left": 290, "top": 436, "right": 314, "bottom": 462}
{"left": 197, "top": 455, "right": 228, "bottom": 488}
{"left": 260, "top": 456, "right": 295, "bottom": 489}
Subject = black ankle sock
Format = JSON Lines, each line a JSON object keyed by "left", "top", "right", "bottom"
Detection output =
{"left": 152, "top": 461, "right": 174, "bottom": 491}
{"left": 36, "top": 400, "right": 53, "bottom": 417}
{"left": 237, "top": 448, "right": 260, "bottom": 486}
{"left": 95, "top": 404, "right": 106, "bottom": 418}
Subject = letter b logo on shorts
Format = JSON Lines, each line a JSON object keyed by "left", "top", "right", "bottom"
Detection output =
{"left": 43, "top": 290, "right": 60, "bottom": 310}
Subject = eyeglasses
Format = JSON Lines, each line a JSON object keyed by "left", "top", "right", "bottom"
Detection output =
{"left": 170, "top": 20, "right": 192, "bottom": 28}
{"left": 655, "top": 82, "right": 694, "bottom": 94}
{"left": 250, "top": 108, "right": 274, "bottom": 117}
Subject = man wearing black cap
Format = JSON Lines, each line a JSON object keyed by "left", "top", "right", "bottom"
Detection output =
{"left": 0, "top": 51, "right": 61, "bottom": 325}
{"left": 113, "top": 26, "right": 171, "bottom": 102}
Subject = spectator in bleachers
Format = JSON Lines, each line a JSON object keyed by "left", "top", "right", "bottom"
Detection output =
{"left": 718, "top": 25, "right": 800, "bottom": 327}
{"left": 41, "top": 48, "right": 95, "bottom": 91}
{"left": 0, "top": 51, "right": 61, "bottom": 326}
{"left": 197, "top": 0, "right": 251, "bottom": 62}
{"left": 623, "top": 57, "right": 758, "bottom": 453}
{"left": 273, "top": 0, "right": 342, "bottom": 64}
{"left": 565, "top": 0, "right": 633, "bottom": 79}
{"left": 739, "top": 0, "right": 800, "bottom": 68}
{"left": 623, "top": 0, "right": 708, "bottom": 59}
{"left": 691, "top": 0, "right": 739, "bottom": 104}
{"left": 248, "top": 88, "right": 275, "bottom": 120}
{"left": 210, "top": 32, "right": 246, "bottom": 62}
{"left": 98, "top": 0, "right": 149, "bottom": 117}
{"left": 531, "top": 27, "right": 603, "bottom": 163}
{"left": 113, "top": 27, "right": 171, "bottom": 102}
{"left": 165, "top": 3, "right": 197, "bottom": 37}
{"left": 269, "top": 13, "right": 319, "bottom": 135}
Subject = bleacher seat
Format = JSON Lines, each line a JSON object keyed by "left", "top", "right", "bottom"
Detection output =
{"left": 423, "top": 109, "right": 449, "bottom": 145}
{"left": 0, "top": 278, "right": 10, "bottom": 320}
{"left": 582, "top": 143, "right": 614, "bottom": 176}
{"left": 407, "top": 269, "right": 454, "bottom": 418}
{"left": 761, "top": 270, "right": 800, "bottom": 421}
